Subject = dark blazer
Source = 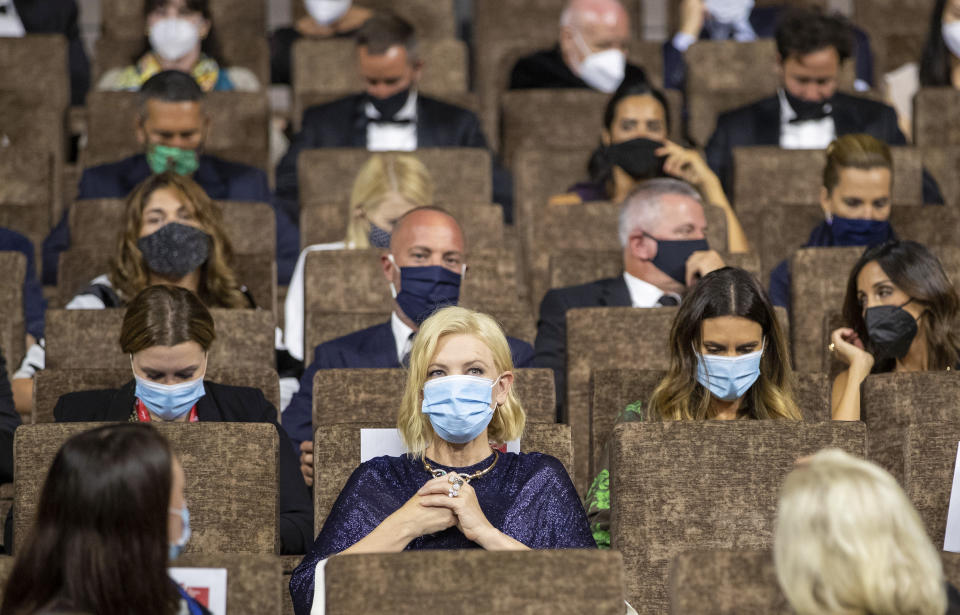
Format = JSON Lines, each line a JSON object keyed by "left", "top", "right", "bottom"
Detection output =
{"left": 0, "top": 348, "right": 23, "bottom": 485}
{"left": 14, "top": 0, "right": 90, "bottom": 106}
{"left": 53, "top": 380, "right": 314, "bottom": 555}
{"left": 0, "top": 227, "right": 45, "bottom": 340}
{"left": 42, "top": 153, "right": 300, "bottom": 286}
{"left": 274, "top": 92, "right": 514, "bottom": 222}
{"left": 508, "top": 45, "right": 649, "bottom": 90}
{"left": 705, "top": 92, "right": 908, "bottom": 199}
{"left": 281, "top": 320, "right": 536, "bottom": 449}
{"left": 533, "top": 276, "right": 632, "bottom": 420}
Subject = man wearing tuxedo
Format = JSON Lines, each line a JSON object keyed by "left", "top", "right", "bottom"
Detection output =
{"left": 274, "top": 13, "right": 513, "bottom": 223}
{"left": 533, "top": 178, "right": 726, "bottom": 417}
{"left": 704, "top": 8, "right": 943, "bottom": 203}
{"left": 283, "top": 206, "right": 535, "bottom": 484}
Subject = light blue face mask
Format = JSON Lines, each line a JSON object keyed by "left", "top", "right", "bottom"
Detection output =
{"left": 132, "top": 355, "right": 207, "bottom": 420}
{"left": 421, "top": 375, "right": 501, "bottom": 444}
{"left": 695, "top": 343, "right": 764, "bottom": 402}
{"left": 168, "top": 505, "right": 191, "bottom": 560}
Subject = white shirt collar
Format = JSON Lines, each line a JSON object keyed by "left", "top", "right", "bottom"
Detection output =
{"left": 390, "top": 311, "right": 416, "bottom": 363}
{"left": 777, "top": 88, "right": 836, "bottom": 150}
{"left": 623, "top": 272, "right": 678, "bottom": 308}
{"left": 364, "top": 89, "right": 419, "bottom": 121}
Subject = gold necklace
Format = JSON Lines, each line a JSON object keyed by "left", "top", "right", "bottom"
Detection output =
{"left": 422, "top": 449, "right": 499, "bottom": 483}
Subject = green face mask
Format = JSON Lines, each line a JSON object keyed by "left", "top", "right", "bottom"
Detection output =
{"left": 146, "top": 144, "right": 200, "bottom": 176}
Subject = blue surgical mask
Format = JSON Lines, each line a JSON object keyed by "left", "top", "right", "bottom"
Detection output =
{"left": 827, "top": 215, "right": 893, "bottom": 247}
{"left": 389, "top": 254, "right": 464, "bottom": 325}
{"left": 695, "top": 345, "right": 764, "bottom": 402}
{"left": 168, "top": 505, "right": 191, "bottom": 560}
{"left": 421, "top": 375, "right": 500, "bottom": 444}
{"left": 132, "top": 356, "right": 207, "bottom": 420}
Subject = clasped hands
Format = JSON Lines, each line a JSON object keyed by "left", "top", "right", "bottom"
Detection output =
{"left": 393, "top": 472, "right": 498, "bottom": 546}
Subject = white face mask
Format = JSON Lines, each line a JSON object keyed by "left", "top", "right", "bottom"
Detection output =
{"left": 149, "top": 17, "right": 200, "bottom": 62}
{"left": 573, "top": 29, "right": 626, "bottom": 93}
{"left": 305, "top": 0, "right": 352, "bottom": 26}
{"left": 705, "top": 0, "right": 754, "bottom": 24}
{"left": 944, "top": 22, "right": 960, "bottom": 59}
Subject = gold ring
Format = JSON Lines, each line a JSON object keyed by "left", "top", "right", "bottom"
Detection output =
{"left": 828, "top": 342, "right": 836, "bottom": 353}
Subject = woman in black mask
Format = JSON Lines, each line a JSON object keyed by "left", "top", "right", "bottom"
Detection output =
{"left": 831, "top": 240, "right": 960, "bottom": 420}
{"left": 555, "top": 81, "right": 748, "bottom": 252}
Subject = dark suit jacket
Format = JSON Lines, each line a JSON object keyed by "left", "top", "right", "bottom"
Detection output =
{"left": 42, "top": 153, "right": 300, "bottom": 286}
{"left": 274, "top": 92, "right": 514, "bottom": 222}
{"left": 0, "top": 348, "right": 22, "bottom": 485}
{"left": 508, "top": 45, "right": 648, "bottom": 90}
{"left": 15, "top": 0, "right": 90, "bottom": 106}
{"left": 53, "top": 380, "right": 314, "bottom": 555}
{"left": 533, "top": 276, "right": 632, "bottom": 420}
{"left": 705, "top": 92, "right": 909, "bottom": 199}
{"left": 281, "top": 320, "right": 536, "bottom": 449}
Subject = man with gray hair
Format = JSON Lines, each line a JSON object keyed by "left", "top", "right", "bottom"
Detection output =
{"left": 509, "top": 0, "right": 648, "bottom": 93}
{"left": 533, "top": 178, "right": 725, "bottom": 413}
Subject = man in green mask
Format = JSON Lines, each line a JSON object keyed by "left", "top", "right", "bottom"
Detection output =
{"left": 42, "top": 70, "right": 299, "bottom": 286}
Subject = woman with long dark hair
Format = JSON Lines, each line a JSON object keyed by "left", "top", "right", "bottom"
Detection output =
{"left": 1, "top": 423, "right": 207, "bottom": 615}
{"left": 830, "top": 240, "right": 960, "bottom": 420}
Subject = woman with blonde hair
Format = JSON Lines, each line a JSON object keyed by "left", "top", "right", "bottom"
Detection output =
{"left": 775, "top": 449, "right": 960, "bottom": 614}
{"left": 289, "top": 306, "right": 594, "bottom": 614}
{"left": 283, "top": 153, "right": 435, "bottom": 362}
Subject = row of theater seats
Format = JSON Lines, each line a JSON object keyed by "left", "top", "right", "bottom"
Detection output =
{"left": 3, "top": 410, "right": 959, "bottom": 613}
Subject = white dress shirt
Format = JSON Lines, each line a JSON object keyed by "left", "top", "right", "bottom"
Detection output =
{"left": 623, "top": 272, "right": 681, "bottom": 308}
{"left": 778, "top": 88, "right": 836, "bottom": 150}
{"left": 365, "top": 90, "right": 418, "bottom": 152}
{"left": 390, "top": 310, "right": 415, "bottom": 363}
{"left": 0, "top": 0, "right": 25, "bottom": 38}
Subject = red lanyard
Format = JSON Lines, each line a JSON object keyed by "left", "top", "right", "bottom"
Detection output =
{"left": 135, "top": 398, "right": 199, "bottom": 423}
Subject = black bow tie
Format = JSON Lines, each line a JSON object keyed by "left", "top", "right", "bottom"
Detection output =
{"left": 368, "top": 116, "right": 414, "bottom": 125}
{"left": 788, "top": 103, "right": 833, "bottom": 124}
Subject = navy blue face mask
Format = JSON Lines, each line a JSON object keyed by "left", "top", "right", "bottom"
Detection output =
{"left": 829, "top": 216, "right": 893, "bottom": 247}
{"left": 644, "top": 233, "right": 710, "bottom": 285}
{"left": 389, "top": 255, "right": 463, "bottom": 325}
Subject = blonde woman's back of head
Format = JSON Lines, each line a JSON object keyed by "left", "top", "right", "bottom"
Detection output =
{"left": 774, "top": 449, "right": 946, "bottom": 615}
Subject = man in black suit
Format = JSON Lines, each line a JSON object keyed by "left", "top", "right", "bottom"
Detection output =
{"left": 534, "top": 178, "right": 725, "bottom": 416}
{"left": 704, "top": 8, "right": 936, "bottom": 201}
{"left": 509, "top": 0, "right": 647, "bottom": 93}
{"left": 284, "top": 206, "right": 535, "bottom": 484}
{"left": 41, "top": 70, "right": 300, "bottom": 286}
{"left": 275, "top": 13, "right": 514, "bottom": 222}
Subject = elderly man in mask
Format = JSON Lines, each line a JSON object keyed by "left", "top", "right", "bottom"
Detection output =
{"left": 509, "top": 0, "right": 648, "bottom": 93}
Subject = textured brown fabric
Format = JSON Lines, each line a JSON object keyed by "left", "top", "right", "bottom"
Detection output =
{"left": 669, "top": 549, "right": 790, "bottom": 614}
{"left": 757, "top": 204, "right": 825, "bottom": 282}
{"left": 0, "top": 555, "right": 13, "bottom": 602}
{"left": 14, "top": 423, "right": 279, "bottom": 554}
{"left": 312, "top": 368, "right": 556, "bottom": 427}
{"left": 55, "top": 247, "right": 111, "bottom": 307}
{"left": 610, "top": 421, "right": 867, "bottom": 612}
{"left": 903, "top": 421, "right": 960, "bottom": 548}
{"left": 34, "top": 367, "right": 282, "bottom": 424}
{"left": 304, "top": 312, "right": 389, "bottom": 363}
{"left": 324, "top": 550, "right": 625, "bottom": 614}
{"left": 862, "top": 372, "right": 960, "bottom": 484}
{"left": 921, "top": 145, "right": 960, "bottom": 205}
{"left": 297, "top": 148, "right": 491, "bottom": 206}
{"left": 916, "top": 90, "right": 960, "bottom": 147}
{"left": 943, "top": 552, "right": 960, "bottom": 589}
{"left": 99, "top": 0, "right": 266, "bottom": 41}
{"left": 501, "top": 89, "right": 607, "bottom": 167}
{"left": 233, "top": 252, "right": 278, "bottom": 316}
{"left": 175, "top": 553, "right": 282, "bottom": 615}
{"left": 0, "top": 147, "right": 57, "bottom": 253}
{"left": 0, "top": 252, "right": 26, "bottom": 368}
{"left": 313, "top": 422, "right": 575, "bottom": 533}
{"left": 0, "top": 35, "right": 69, "bottom": 112}
{"left": 44, "top": 309, "right": 275, "bottom": 369}
{"left": 854, "top": 0, "right": 934, "bottom": 76}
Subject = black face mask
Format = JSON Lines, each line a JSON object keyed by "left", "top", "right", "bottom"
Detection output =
{"left": 137, "top": 222, "right": 211, "bottom": 278}
{"left": 783, "top": 88, "right": 834, "bottom": 122}
{"left": 645, "top": 233, "right": 710, "bottom": 285}
{"left": 864, "top": 299, "right": 920, "bottom": 361}
{"left": 367, "top": 88, "right": 410, "bottom": 121}
{"left": 603, "top": 138, "right": 667, "bottom": 181}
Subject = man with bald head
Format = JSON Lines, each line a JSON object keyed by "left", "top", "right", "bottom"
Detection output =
{"left": 282, "top": 206, "right": 535, "bottom": 482}
{"left": 534, "top": 178, "right": 725, "bottom": 414}
{"left": 509, "top": 0, "right": 647, "bottom": 92}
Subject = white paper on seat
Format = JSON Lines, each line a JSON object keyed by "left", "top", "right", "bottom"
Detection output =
{"left": 360, "top": 428, "right": 519, "bottom": 463}
{"left": 944, "top": 442, "right": 960, "bottom": 552}
{"left": 168, "top": 567, "right": 228, "bottom": 615}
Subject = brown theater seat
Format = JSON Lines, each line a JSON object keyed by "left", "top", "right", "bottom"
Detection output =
{"left": 175, "top": 553, "right": 283, "bottom": 615}
{"left": 610, "top": 420, "right": 866, "bottom": 613}
{"left": 324, "top": 550, "right": 625, "bottom": 615}
{"left": 0, "top": 35, "right": 69, "bottom": 111}
{"left": 99, "top": 0, "right": 265, "bottom": 42}
{"left": 0, "top": 252, "right": 26, "bottom": 369}
{"left": 44, "top": 309, "right": 275, "bottom": 370}
{"left": 903, "top": 421, "right": 960, "bottom": 549}
{"left": 0, "top": 148, "right": 58, "bottom": 261}
{"left": 313, "top": 422, "right": 574, "bottom": 532}
{"left": 297, "top": 148, "right": 492, "bottom": 208}
{"left": 854, "top": 0, "right": 934, "bottom": 77}
{"left": 14, "top": 423, "right": 279, "bottom": 554}
{"left": 670, "top": 550, "right": 789, "bottom": 614}
{"left": 915, "top": 89, "right": 960, "bottom": 147}
{"left": 921, "top": 145, "right": 960, "bottom": 205}
{"left": 311, "top": 368, "right": 556, "bottom": 427}
{"left": 34, "top": 367, "right": 282, "bottom": 425}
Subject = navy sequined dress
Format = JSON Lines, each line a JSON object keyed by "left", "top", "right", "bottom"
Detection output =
{"left": 289, "top": 451, "right": 595, "bottom": 614}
